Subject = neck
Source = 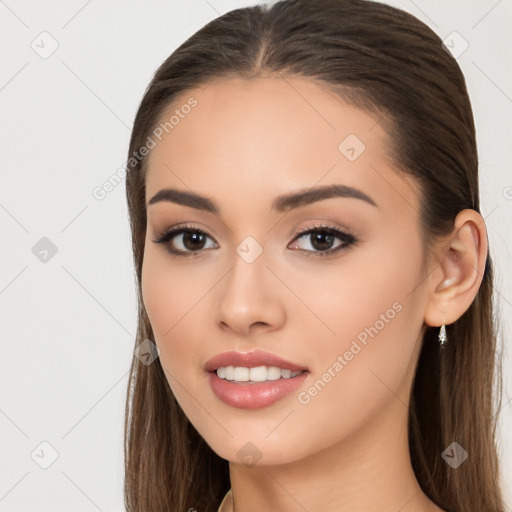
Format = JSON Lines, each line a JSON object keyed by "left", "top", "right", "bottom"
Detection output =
{"left": 228, "top": 396, "right": 441, "bottom": 512}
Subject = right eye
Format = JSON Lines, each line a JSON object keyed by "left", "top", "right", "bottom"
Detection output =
{"left": 152, "top": 224, "right": 218, "bottom": 257}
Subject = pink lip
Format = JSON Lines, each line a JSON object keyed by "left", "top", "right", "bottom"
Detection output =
{"left": 208, "top": 371, "right": 309, "bottom": 409}
{"left": 204, "top": 350, "right": 309, "bottom": 409}
{"left": 204, "top": 349, "right": 308, "bottom": 373}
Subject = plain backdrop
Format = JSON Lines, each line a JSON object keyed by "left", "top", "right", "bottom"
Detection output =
{"left": 1, "top": 0, "right": 511, "bottom": 510}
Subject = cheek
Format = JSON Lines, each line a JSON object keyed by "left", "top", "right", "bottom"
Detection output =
{"left": 140, "top": 247, "right": 219, "bottom": 389}
{"left": 141, "top": 251, "right": 183, "bottom": 341}
{"left": 141, "top": 254, "right": 197, "bottom": 415}
{"left": 277, "top": 234, "right": 424, "bottom": 355}
{"left": 141, "top": 243, "right": 215, "bottom": 338}
{"left": 321, "top": 240, "right": 423, "bottom": 363}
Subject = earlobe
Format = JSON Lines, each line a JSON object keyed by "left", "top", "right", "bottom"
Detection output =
{"left": 424, "top": 209, "right": 488, "bottom": 328}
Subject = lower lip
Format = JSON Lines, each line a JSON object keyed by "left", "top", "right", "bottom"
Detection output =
{"left": 208, "top": 371, "right": 309, "bottom": 409}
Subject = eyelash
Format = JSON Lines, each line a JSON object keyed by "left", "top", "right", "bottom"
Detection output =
{"left": 151, "top": 222, "right": 358, "bottom": 259}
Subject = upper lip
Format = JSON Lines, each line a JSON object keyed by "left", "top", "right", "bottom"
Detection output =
{"left": 204, "top": 350, "right": 309, "bottom": 373}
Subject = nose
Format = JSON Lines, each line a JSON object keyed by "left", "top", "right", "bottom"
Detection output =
{"left": 214, "top": 248, "right": 286, "bottom": 337}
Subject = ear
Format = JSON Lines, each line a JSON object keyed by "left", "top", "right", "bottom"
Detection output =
{"left": 423, "top": 209, "right": 488, "bottom": 327}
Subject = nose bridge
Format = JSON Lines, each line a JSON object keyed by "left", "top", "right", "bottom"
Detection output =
{"left": 235, "top": 234, "right": 265, "bottom": 266}
{"left": 215, "top": 233, "right": 285, "bottom": 334}
{"left": 224, "top": 233, "right": 269, "bottom": 309}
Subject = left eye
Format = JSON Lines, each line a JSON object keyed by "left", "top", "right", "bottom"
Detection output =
{"left": 288, "top": 226, "right": 356, "bottom": 256}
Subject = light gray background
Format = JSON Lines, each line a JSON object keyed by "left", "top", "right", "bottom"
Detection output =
{"left": 1, "top": 1, "right": 511, "bottom": 510}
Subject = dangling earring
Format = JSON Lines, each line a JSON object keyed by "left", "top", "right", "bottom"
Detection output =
{"left": 438, "top": 324, "right": 447, "bottom": 348}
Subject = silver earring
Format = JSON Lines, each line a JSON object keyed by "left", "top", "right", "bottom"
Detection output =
{"left": 438, "top": 324, "right": 447, "bottom": 348}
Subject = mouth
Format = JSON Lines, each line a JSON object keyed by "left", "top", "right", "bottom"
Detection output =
{"left": 204, "top": 349, "right": 309, "bottom": 382}
{"left": 207, "top": 362, "right": 310, "bottom": 409}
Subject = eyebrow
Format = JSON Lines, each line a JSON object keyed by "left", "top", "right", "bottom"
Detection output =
{"left": 147, "top": 183, "right": 377, "bottom": 214}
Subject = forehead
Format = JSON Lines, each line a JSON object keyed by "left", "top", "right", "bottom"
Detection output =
{"left": 144, "top": 76, "right": 420, "bottom": 217}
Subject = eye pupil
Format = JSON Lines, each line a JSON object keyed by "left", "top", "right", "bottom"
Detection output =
{"left": 184, "top": 232, "right": 206, "bottom": 250}
{"left": 311, "top": 231, "right": 334, "bottom": 251}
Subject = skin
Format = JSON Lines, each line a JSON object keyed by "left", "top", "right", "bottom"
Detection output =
{"left": 141, "top": 76, "right": 487, "bottom": 512}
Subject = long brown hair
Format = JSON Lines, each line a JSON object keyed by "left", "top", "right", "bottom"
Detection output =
{"left": 123, "top": 0, "right": 504, "bottom": 510}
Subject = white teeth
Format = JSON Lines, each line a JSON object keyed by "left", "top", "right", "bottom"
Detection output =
{"left": 215, "top": 365, "right": 304, "bottom": 382}
{"left": 280, "top": 369, "right": 292, "bottom": 379}
{"left": 249, "top": 366, "right": 268, "bottom": 382}
{"left": 233, "top": 367, "right": 249, "bottom": 381}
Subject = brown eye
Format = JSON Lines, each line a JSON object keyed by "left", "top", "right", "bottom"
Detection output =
{"left": 181, "top": 231, "right": 207, "bottom": 251}
{"left": 289, "top": 225, "right": 357, "bottom": 257}
{"left": 152, "top": 225, "right": 217, "bottom": 257}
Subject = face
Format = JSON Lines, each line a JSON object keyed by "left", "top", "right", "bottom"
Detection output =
{"left": 141, "top": 76, "right": 431, "bottom": 466}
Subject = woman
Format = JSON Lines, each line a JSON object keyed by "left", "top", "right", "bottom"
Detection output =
{"left": 123, "top": 0, "right": 505, "bottom": 510}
